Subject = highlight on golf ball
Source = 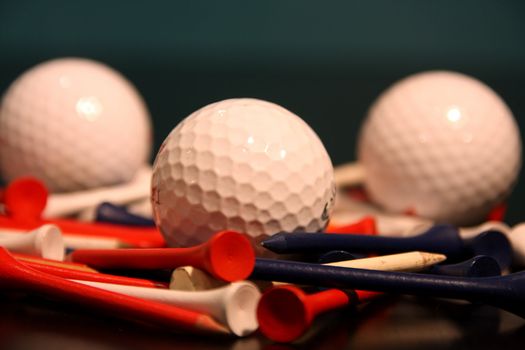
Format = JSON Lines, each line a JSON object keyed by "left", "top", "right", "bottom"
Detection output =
{"left": 358, "top": 71, "right": 522, "bottom": 226}
{"left": 151, "top": 98, "right": 335, "bottom": 247}
{"left": 0, "top": 58, "right": 153, "bottom": 193}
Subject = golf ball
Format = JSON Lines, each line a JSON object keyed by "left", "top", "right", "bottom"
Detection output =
{"left": 358, "top": 71, "right": 521, "bottom": 226}
{"left": 0, "top": 58, "right": 152, "bottom": 192}
{"left": 152, "top": 98, "right": 335, "bottom": 247}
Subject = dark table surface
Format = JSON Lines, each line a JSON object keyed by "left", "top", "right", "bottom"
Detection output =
{"left": 2, "top": 291, "right": 524, "bottom": 350}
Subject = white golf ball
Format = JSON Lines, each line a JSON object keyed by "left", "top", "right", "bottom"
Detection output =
{"left": 358, "top": 71, "right": 521, "bottom": 226}
{"left": 0, "top": 58, "right": 152, "bottom": 192}
{"left": 152, "top": 98, "right": 335, "bottom": 247}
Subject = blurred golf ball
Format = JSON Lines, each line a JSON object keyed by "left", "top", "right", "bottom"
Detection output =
{"left": 0, "top": 58, "right": 152, "bottom": 192}
{"left": 358, "top": 71, "right": 521, "bottom": 226}
{"left": 152, "top": 98, "right": 335, "bottom": 247}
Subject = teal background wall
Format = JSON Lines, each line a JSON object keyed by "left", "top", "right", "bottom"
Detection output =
{"left": 1, "top": 0, "right": 525, "bottom": 222}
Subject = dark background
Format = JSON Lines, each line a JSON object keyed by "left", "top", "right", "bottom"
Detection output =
{"left": 1, "top": 2, "right": 525, "bottom": 348}
{"left": 1, "top": 0, "right": 525, "bottom": 222}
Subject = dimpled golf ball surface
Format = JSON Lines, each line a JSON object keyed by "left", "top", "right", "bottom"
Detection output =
{"left": 152, "top": 98, "right": 335, "bottom": 247}
{"left": 0, "top": 58, "right": 152, "bottom": 192}
{"left": 358, "top": 71, "right": 521, "bottom": 226}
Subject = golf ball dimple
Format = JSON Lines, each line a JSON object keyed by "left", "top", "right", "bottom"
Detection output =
{"left": 358, "top": 71, "right": 522, "bottom": 226}
{"left": 0, "top": 58, "right": 152, "bottom": 192}
{"left": 152, "top": 98, "right": 335, "bottom": 247}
